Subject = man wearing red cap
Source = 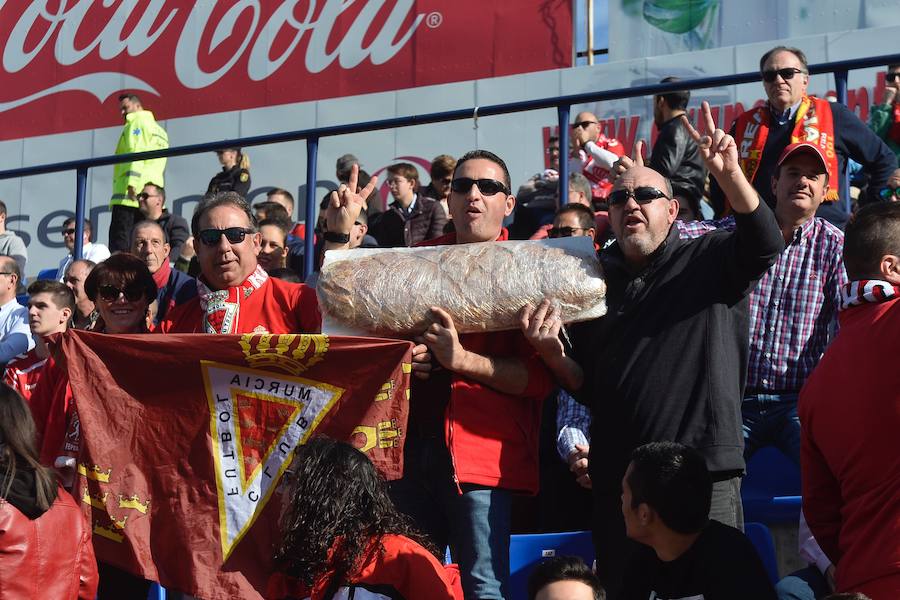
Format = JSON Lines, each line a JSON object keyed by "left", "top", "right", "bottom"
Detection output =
{"left": 680, "top": 141, "right": 846, "bottom": 468}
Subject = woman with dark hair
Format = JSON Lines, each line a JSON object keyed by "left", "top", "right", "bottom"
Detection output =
{"left": 84, "top": 252, "right": 157, "bottom": 333}
{"left": 0, "top": 382, "right": 98, "bottom": 599}
{"left": 271, "top": 437, "right": 458, "bottom": 600}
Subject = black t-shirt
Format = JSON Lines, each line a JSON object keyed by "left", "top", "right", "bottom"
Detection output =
{"left": 622, "top": 521, "right": 777, "bottom": 600}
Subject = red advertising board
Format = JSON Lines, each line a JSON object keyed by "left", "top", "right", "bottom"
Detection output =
{"left": 0, "top": 0, "right": 572, "bottom": 141}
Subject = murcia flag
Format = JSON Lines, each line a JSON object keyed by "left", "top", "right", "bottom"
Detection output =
{"left": 55, "top": 330, "right": 412, "bottom": 600}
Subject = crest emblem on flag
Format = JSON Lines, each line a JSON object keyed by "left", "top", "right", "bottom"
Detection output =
{"left": 201, "top": 334, "right": 340, "bottom": 559}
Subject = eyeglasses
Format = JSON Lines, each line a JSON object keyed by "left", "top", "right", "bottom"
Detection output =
{"left": 761, "top": 67, "right": 807, "bottom": 82}
{"left": 548, "top": 226, "right": 586, "bottom": 238}
{"left": 137, "top": 192, "right": 159, "bottom": 201}
{"left": 197, "top": 227, "right": 255, "bottom": 246}
{"left": 63, "top": 228, "right": 77, "bottom": 236}
{"left": 98, "top": 283, "right": 145, "bottom": 302}
{"left": 608, "top": 186, "right": 671, "bottom": 206}
{"left": 880, "top": 186, "right": 900, "bottom": 201}
{"left": 886, "top": 72, "right": 900, "bottom": 83}
{"left": 0, "top": 272, "right": 14, "bottom": 277}
{"left": 572, "top": 120, "right": 598, "bottom": 129}
{"left": 450, "top": 178, "right": 510, "bottom": 196}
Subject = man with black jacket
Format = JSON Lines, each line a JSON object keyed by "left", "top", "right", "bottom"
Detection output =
{"left": 650, "top": 77, "right": 706, "bottom": 221}
{"left": 523, "top": 102, "right": 784, "bottom": 599}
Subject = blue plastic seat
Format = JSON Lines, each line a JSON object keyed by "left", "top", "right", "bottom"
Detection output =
{"left": 745, "top": 521, "right": 779, "bottom": 584}
{"left": 37, "top": 267, "right": 58, "bottom": 280}
{"left": 509, "top": 530, "right": 594, "bottom": 600}
{"left": 742, "top": 446, "right": 802, "bottom": 523}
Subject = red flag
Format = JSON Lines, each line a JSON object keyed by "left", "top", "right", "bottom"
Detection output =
{"left": 57, "top": 330, "right": 412, "bottom": 600}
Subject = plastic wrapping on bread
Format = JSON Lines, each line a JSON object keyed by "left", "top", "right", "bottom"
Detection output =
{"left": 317, "top": 237, "right": 606, "bottom": 336}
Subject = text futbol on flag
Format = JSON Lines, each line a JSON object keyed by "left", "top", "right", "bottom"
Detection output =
{"left": 57, "top": 330, "right": 413, "bottom": 600}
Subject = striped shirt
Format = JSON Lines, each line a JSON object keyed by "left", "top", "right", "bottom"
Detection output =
{"left": 678, "top": 215, "right": 846, "bottom": 392}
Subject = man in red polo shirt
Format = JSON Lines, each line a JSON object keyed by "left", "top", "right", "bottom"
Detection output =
{"left": 326, "top": 149, "right": 554, "bottom": 600}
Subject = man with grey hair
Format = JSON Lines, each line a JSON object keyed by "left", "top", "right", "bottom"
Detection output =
{"left": 131, "top": 220, "right": 196, "bottom": 325}
{"left": 159, "top": 192, "right": 320, "bottom": 334}
{"left": 0, "top": 199, "right": 27, "bottom": 277}
{"left": 0, "top": 255, "right": 33, "bottom": 365}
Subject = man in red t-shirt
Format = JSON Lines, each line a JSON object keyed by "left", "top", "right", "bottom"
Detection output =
{"left": 4, "top": 280, "right": 74, "bottom": 403}
{"left": 159, "top": 192, "right": 320, "bottom": 335}
{"left": 326, "top": 150, "right": 553, "bottom": 599}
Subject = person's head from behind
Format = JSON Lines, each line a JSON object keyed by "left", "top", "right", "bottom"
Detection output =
{"left": 335, "top": 154, "right": 359, "bottom": 183}
{"left": 567, "top": 172, "right": 593, "bottom": 207}
{"left": 26, "top": 280, "right": 74, "bottom": 338}
{"left": 654, "top": 77, "right": 690, "bottom": 126}
{"left": 266, "top": 188, "right": 295, "bottom": 219}
{"left": 550, "top": 204, "right": 596, "bottom": 240}
{"left": 0, "top": 383, "right": 56, "bottom": 510}
{"left": 844, "top": 202, "right": 900, "bottom": 285}
{"left": 527, "top": 556, "right": 605, "bottom": 600}
{"left": 275, "top": 437, "right": 424, "bottom": 587}
{"left": 608, "top": 167, "right": 677, "bottom": 268}
{"left": 84, "top": 253, "right": 157, "bottom": 334}
{"left": 192, "top": 192, "right": 261, "bottom": 290}
{"left": 0, "top": 256, "right": 20, "bottom": 303}
{"left": 62, "top": 217, "right": 91, "bottom": 252}
{"left": 450, "top": 149, "right": 515, "bottom": 244}
{"left": 258, "top": 218, "right": 289, "bottom": 273}
{"left": 429, "top": 155, "right": 457, "bottom": 201}
{"left": 622, "top": 442, "right": 712, "bottom": 544}
{"left": 131, "top": 220, "right": 170, "bottom": 275}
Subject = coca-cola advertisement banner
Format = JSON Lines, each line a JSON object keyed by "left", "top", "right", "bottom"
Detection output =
{"left": 0, "top": 0, "right": 572, "bottom": 141}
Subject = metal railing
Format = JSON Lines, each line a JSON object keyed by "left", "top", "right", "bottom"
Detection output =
{"left": 2, "top": 52, "right": 898, "bottom": 277}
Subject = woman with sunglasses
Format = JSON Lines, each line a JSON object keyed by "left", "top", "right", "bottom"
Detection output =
{"left": 83, "top": 253, "right": 157, "bottom": 334}
{"left": 0, "top": 382, "right": 99, "bottom": 599}
{"left": 270, "top": 437, "right": 458, "bottom": 600}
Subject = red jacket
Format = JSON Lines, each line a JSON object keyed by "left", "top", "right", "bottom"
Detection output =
{"left": 800, "top": 293, "right": 900, "bottom": 597}
{"left": 0, "top": 485, "right": 98, "bottom": 600}
{"left": 418, "top": 230, "right": 554, "bottom": 493}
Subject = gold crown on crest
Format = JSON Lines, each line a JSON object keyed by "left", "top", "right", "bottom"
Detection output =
{"left": 240, "top": 334, "right": 329, "bottom": 376}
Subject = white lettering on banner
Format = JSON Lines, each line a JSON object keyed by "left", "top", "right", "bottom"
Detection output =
{"left": 0, "top": 0, "right": 425, "bottom": 108}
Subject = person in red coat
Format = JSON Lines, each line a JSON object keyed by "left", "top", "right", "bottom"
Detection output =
{"left": 0, "top": 382, "right": 98, "bottom": 600}
{"left": 800, "top": 201, "right": 900, "bottom": 599}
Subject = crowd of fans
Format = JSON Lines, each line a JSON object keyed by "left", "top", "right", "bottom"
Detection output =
{"left": 1, "top": 46, "right": 899, "bottom": 600}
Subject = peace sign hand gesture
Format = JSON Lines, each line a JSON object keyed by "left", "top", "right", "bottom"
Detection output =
{"left": 325, "top": 164, "right": 378, "bottom": 241}
{"left": 612, "top": 139, "right": 644, "bottom": 180}
{"left": 680, "top": 101, "right": 741, "bottom": 181}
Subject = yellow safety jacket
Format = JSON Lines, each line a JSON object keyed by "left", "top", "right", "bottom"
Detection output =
{"left": 111, "top": 110, "right": 169, "bottom": 208}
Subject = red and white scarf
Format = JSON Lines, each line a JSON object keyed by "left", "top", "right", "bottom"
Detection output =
{"left": 197, "top": 265, "right": 268, "bottom": 334}
{"left": 840, "top": 279, "right": 900, "bottom": 311}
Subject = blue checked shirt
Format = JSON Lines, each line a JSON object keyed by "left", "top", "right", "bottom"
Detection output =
{"left": 556, "top": 390, "right": 591, "bottom": 461}
{"left": 678, "top": 215, "right": 846, "bottom": 392}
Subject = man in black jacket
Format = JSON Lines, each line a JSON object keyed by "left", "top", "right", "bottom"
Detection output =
{"left": 522, "top": 102, "right": 784, "bottom": 599}
{"left": 650, "top": 77, "right": 706, "bottom": 221}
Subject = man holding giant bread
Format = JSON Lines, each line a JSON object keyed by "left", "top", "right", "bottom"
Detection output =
{"left": 323, "top": 149, "right": 554, "bottom": 600}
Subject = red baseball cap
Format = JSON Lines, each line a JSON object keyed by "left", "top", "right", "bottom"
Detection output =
{"left": 777, "top": 142, "right": 830, "bottom": 179}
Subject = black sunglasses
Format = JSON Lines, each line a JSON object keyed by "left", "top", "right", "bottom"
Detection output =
{"left": 761, "top": 67, "right": 806, "bottom": 82}
{"left": 98, "top": 283, "right": 145, "bottom": 302}
{"left": 572, "top": 120, "right": 598, "bottom": 129}
{"left": 548, "top": 226, "right": 585, "bottom": 238}
{"left": 886, "top": 72, "right": 900, "bottom": 82}
{"left": 608, "top": 186, "right": 671, "bottom": 206}
{"left": 197, "top": 227, "right": 255, "bottom": 246}
{"left": 63, "top": 228, "right": 77, "bottom": 236}
{"left": 450, "top": 178, "right": 510, "bottom": 196}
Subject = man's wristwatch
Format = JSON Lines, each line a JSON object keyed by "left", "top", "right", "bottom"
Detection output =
{"left": 323, "top": 231, "right": 351, "bottom": 244}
